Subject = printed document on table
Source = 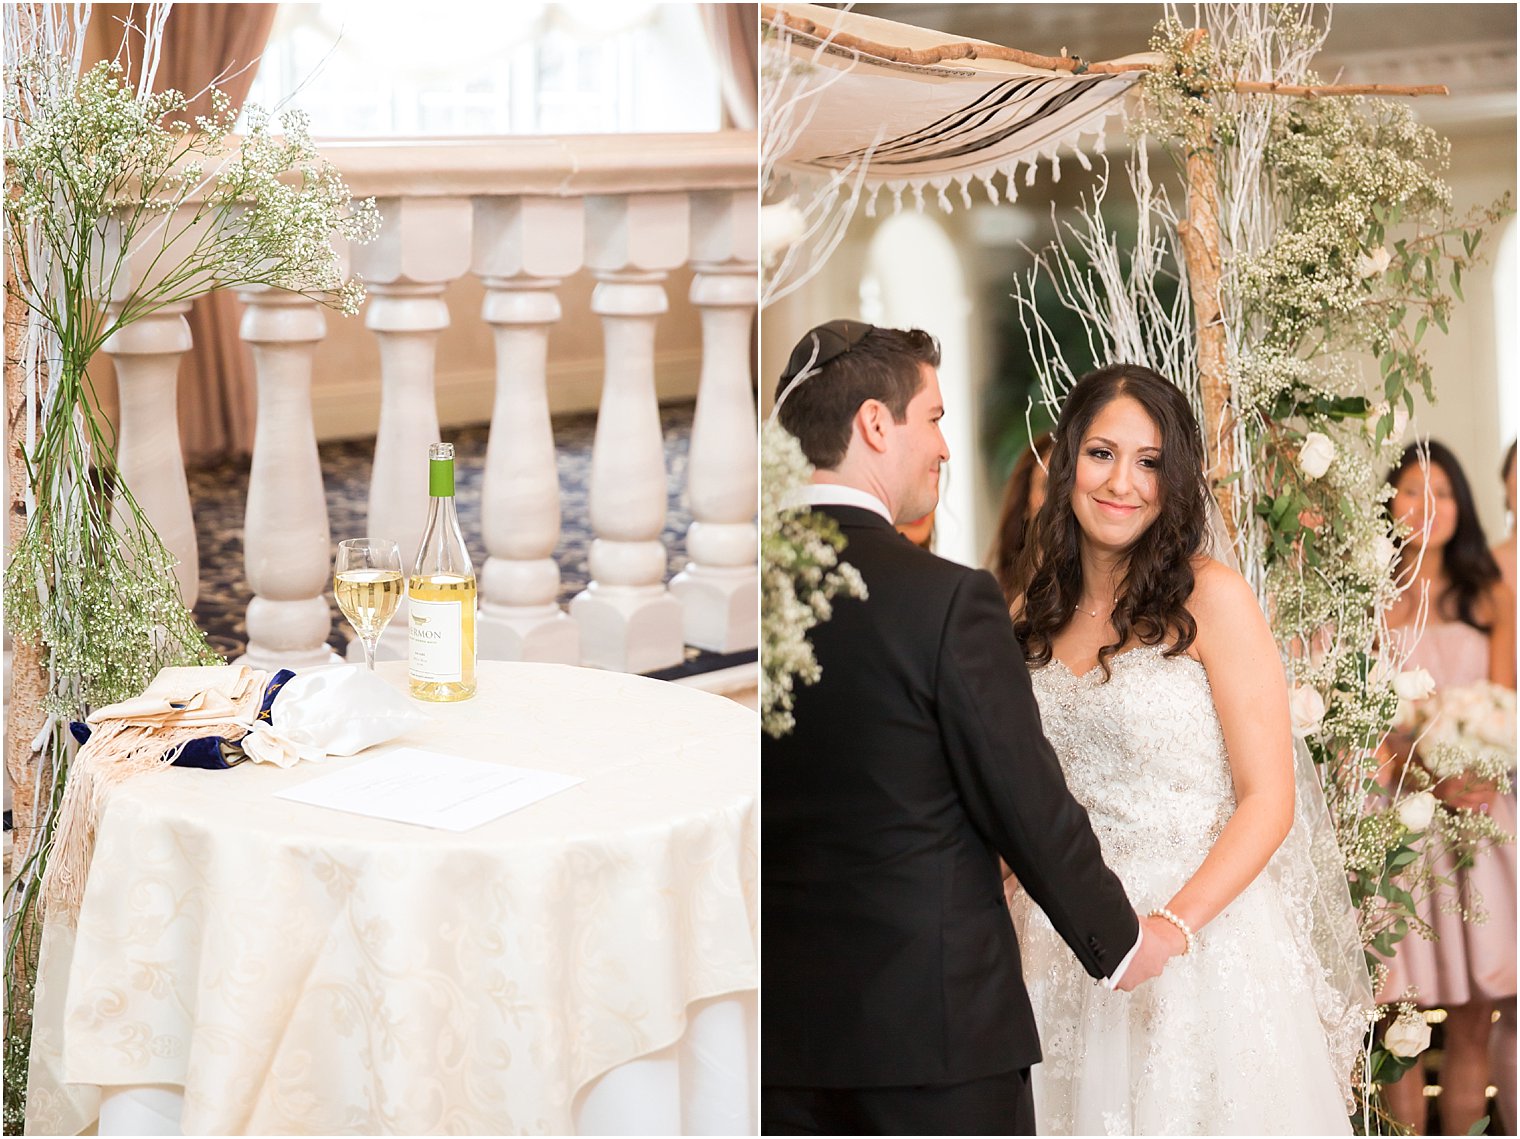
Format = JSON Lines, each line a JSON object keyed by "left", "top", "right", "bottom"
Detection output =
{"left": 274, "top": 747, "right": 582, "bottom": 831}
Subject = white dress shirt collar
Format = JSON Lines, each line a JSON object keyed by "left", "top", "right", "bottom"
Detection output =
{"left": 785, "top": 483, "right": 894, "bottom": 525}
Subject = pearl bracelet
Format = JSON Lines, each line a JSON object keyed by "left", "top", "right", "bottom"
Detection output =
{"left": 1149, "top": 906, "right": 1195, "bottom": 955}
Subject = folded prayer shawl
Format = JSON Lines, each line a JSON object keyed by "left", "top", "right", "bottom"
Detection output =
{"left": 43, "top": 665, "right": 271, "bottom": 923}
{"left": 68, "top": 668, "right": 295, "bottom": 769}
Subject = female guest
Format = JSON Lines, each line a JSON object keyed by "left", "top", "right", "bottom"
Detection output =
{"left": 1380, "top": 441, "right": 1517, "bottom": 1136}
{"left": 1006, "top": 364, "right": 1368, "bottom": 1133}
{"left": 988, "top": 430, "right": 1054, "bottom": 604}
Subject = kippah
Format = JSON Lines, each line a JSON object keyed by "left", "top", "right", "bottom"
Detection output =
{"left": 778, "top": 319, "right": 876, "bottom": 388}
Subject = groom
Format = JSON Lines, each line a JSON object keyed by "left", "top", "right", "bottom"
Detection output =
{"left": 763, "top": 322, "right": 1165, "bottom": 1135}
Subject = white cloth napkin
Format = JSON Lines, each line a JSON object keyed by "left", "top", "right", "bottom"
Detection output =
{"left": 240, "top": 665, "right": 433, "bottom": 767}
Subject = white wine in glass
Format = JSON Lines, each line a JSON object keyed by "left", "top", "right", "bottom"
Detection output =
{"left": 335, "top": 538, "right": 404, "bottom": 670}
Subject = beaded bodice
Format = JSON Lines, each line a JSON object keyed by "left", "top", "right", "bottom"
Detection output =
{"left": 1030, "top": 643, "right": 1235, "bottom": 906}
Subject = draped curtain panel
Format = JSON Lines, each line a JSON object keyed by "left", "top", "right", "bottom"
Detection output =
{"left": 702, "top": 3, "right": 758, "bottom": 131}
{"left": 86, "top": 4, "right": 277, "bottom": 464}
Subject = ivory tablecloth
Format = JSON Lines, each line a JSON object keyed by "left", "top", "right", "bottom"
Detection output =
{"left": 25, "top": 662, "right": 758, "bottom": 1135}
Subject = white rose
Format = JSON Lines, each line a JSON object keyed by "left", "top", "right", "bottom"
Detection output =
{"left": 1396, "top": 790, "right": 1438, "bottom": 833}
{"left": 761, "top": 201, "right": 806, "bottom": 264}
{"left": 1478, "top": 706, "right": 1516, "bottom": 749}
{"left": 1478, "top": 690, "right": 1517, "bottom": 749}
{"left": 1299, "top": 432, "right": 1336, "bottom": 479}
{"left": 1440, "top": 684, "right": 1481, "bottom": 725}
{"left": 1385, "top": 1012, "right": 1432, "bottom": 1058}
{"left": 1391, "top": 698, "right": 1419, "bottom": 732}
{"left": 1422, "top": 715, "right": 1460, "bottom": 752}
{"left": 1289, "top": 684, "right": 1327, "bottom": 739}
{"left": 1392, "top": 668, "right": 1436, "bottom": 701}
{"left": 1356, "top": 246, "right": 1392, "bottom": 278}
{"left": 1371, "top": 534, "right": 1398, "bottom": 570}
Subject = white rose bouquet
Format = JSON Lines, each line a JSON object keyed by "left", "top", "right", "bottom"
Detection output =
{"left": 1414, "top": 681, "right": 1517, "bottom": 784}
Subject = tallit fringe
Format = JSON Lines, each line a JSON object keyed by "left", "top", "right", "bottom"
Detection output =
{"left": 825, "top": 114, "right": 1130, "bottom": 219}
{"left": 41, "top": 718, "right": 250, "bottom": 924}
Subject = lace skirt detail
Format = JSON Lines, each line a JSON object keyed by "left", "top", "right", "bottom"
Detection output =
{"left": 1010, "top": 874, "right": 1351, "bottom": 1136}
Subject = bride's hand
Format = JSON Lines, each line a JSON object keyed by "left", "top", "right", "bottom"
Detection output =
{"left": 1143, "top": 912, "right": 1190, "bottom": 960}
{"left": 1113, "top": 914, "right": 1186, "bottom": 992}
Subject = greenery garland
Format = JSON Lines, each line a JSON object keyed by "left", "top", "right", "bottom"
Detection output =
{"left": 1134, "top": 11, "right": 1512, "bottom": 1131}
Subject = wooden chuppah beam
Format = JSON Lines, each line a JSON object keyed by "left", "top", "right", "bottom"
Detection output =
{"left": 1233, "top": 81, "right": 1447, "bottom": 97}
{"left": 762, "top": 7, "right": 1450, "bottom": 98}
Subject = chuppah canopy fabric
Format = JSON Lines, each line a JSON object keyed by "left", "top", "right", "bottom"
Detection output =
{"left": 770, "top": 3, "right": 1151, "bottom": 211}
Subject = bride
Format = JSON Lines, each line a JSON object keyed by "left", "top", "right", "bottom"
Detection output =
{"left": 1006, "top": 364, "right": 1371, "bottom": 1134}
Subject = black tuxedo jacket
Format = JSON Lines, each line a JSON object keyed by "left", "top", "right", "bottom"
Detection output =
{"left": 763, "top": 505, "right": 1139, "bottom": 1088}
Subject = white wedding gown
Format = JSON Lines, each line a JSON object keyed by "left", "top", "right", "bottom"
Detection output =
{"left": 1009, "top": 644, "right": 1353, "bottom": 1135}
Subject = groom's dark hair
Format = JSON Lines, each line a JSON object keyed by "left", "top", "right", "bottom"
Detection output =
{"left": 774, "top": 322, "right": 940, "bottom": 469}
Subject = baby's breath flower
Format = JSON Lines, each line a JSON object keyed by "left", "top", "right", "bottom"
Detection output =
{"left": 761, "top": 421, "right": 868, "bottom": 738}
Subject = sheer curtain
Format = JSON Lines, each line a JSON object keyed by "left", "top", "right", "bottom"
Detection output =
{"left": 86, "top": 4, "right": 276, "bottom": 464}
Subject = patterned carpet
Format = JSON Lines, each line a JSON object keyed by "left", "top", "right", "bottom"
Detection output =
{"left": 189, "top": 402, "right": 715, "bottom": 668}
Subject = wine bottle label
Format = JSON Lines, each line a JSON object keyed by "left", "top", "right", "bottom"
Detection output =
{"left": 408, "top": 598, "right": 464, "bottom": 682}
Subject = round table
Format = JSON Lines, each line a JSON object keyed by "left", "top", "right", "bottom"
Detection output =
{"left": 26, "top": 662, "right": 757, "bottom": 1135}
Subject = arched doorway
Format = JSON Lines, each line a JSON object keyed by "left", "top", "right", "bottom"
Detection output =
{"left": 859, "top": 211, "right": 979, "bottom": 567}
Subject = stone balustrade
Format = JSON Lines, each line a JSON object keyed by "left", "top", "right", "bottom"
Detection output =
{"left": 101, "top": 132, "right": 758, "bottom": 676}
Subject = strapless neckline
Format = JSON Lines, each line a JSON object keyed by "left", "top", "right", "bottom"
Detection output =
{"left": 1046, "top": 642, "right": 1206, "bottom": 683}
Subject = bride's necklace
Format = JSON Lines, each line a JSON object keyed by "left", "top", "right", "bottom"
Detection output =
{"left": 1073, "top": 595, "right": 1116, "bottom": 620}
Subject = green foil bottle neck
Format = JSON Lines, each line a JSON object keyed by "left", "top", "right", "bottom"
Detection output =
{"left": 429, "top": 458, "right": 455, "bottom": 497}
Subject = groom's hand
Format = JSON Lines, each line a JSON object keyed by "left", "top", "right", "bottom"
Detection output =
{"left": 1112, "top": 914, "right": 1186, "bottom": 991}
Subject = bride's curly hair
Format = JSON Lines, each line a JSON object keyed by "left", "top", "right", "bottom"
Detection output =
{"left": 1012, "top": 364, "right": 1210, "bottom": 680}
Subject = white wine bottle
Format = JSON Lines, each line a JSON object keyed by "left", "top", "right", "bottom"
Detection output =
{"left": 408, "top": 442, "right": 477, "bottom": 701}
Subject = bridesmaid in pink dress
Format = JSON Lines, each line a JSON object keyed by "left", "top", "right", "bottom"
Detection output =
{"left": 1380, "top": 441, "right": 1517, "bottom": 1136}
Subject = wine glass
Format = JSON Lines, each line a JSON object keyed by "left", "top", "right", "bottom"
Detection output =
{"left": 334, "top": 538, "right": 404, "bottom": 671}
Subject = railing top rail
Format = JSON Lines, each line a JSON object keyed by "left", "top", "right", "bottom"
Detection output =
{"left": 314, "top": 131, "right": 758, "bottom": 198}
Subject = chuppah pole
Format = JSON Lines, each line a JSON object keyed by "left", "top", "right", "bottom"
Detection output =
{"left": 4, "top": 233, "right": 47, "bottom": 1021}
{"left": 1175, "top": 114, "right": 1238, "bottom": 544}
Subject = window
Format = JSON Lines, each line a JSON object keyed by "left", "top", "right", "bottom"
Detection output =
{"left": 1496, "top": 219, "right": 1517, "bottom": 451}
{"left": 242, "top": 2, "right": 724, "bottom": 137}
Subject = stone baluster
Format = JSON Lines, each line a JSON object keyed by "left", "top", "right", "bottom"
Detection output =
{"left": 571, "top": 193, "right": 689, "bottom": 673}
{"left": 103, "top": 301, "right": 199, "bottom": 608}
{"left": 236, "top": 286, "right": 340, "bottom": 670}
{"left": 670, "top": 191, "right": 759, "bottom": 653}
{"left": 351, "top": 197, "right": 473, "bottom": 661}
{"left": 472, "top": 196, "right": 581, "bottom": 664}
